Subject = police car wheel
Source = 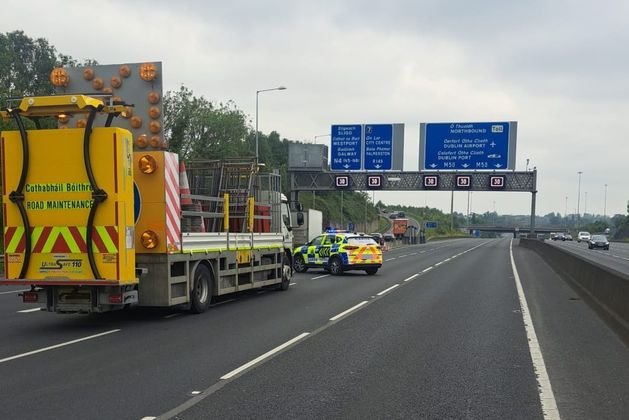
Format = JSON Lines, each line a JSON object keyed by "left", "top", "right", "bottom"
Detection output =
{"left": 294, "top": 255, "right": 308, "bottom": 273}
{"left": 365, "top": 267, "right": 378, "bottom": 275}
{"left": 329, "top": 256, "right": 344, "bottom": 275}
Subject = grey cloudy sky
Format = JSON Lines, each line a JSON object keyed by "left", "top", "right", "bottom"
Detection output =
{"left": 5, "top": 0, "right": 628, "bottom": 217}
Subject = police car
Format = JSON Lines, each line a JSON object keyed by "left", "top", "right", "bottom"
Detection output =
{"left": 293, "top": 230, "right": 383, "bottom": 275}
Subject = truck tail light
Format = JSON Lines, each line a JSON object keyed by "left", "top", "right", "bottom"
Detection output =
{"left": 109, "top": 294, "right": 123, "bottom": 304}
{"left": 141, "top": 230, "right": 159, "bottom": 249}
{"left": 23, "top": 292, "right": 39, "bottom": 303}
{"left": 344, "top": 245, "right": 358, "bottom": 250}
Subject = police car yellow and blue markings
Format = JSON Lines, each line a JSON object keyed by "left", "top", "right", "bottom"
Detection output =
{"left": 295, "top": 230, "right": 381, "bottom": 267}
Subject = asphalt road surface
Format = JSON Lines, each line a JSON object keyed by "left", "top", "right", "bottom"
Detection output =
{"left": 1, "top": 238, "right": 628, "bottom": 420}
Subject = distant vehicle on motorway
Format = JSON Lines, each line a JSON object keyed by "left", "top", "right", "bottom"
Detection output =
{"left": 551, "top": 232, "right": 565, "bottom": 241}
{"left": 370, "top": 233, "right": 385, "bottom": 246}
{"left": 577, "top": 231, "right": 591, "bottom": 242}
{"left": 564, "top": 233, "right": 573, "bottom": 241}
{"left": 588, "top": 235, "right": 609, "bottom": 250}
{"left": 383, "top": 232, "right": 395, "bottom": 242}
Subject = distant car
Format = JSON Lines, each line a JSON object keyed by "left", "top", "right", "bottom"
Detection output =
{"left": 588, "top": 235, "right": 609, "bottom": 250}
{"left": 564, "top": 233, "right": 573, "bottom": 241}
{"left": 383, "top": 232, "right": 395, "bottom": 242}
{"left": 551, "top": 232, "right": 565, "bottom": 241}
{"left": 577, "top": 231, "right": 591, "bottom": 243}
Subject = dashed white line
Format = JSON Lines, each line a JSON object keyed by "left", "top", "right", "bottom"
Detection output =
{"left": 510, "top": 239, "right": 559, "bottom": 419}
{"left": 140, "top": 417, "right": 156, "bottom": 420}
{"left": 220, "top": 332, "right": 310, "bottom": 380}
{"left": 330, "top": 301, "right": 369, "bottom": 321}
{"left": 434, "top": 261, "right": 444, "bottom": 266}
{"left": 290, "top": 282, "right": 297, "bottom": 286}
{"left": 0, "top": 329, "right": 121, "bottom": 364}
{"left": 377, "top": 284, "right": 400, "bottom": 296}
{"left": 398, "top": 254, "right": 408, "bottom": 258}
{"left": 404, "top": 274, "right": 419, "bottom": 282}
{"left": 311, "top": 274, "right": 329, "bottom": 280}
{"left": 0, "top": 288, "right": 29, "bottom": 296}
{"left": 385, "top": 258, "right": 396, "bottom": 262}
{"left": 422, "top": 267, "right": 434, "bottom": 273}
{"left": 164, "top": 313, "right": 182, "bottom": 319}
{"left": 17, "top": 308, "right": 41, "bottom": 313}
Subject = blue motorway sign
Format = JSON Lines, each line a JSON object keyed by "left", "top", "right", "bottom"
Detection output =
{"left": 420, "top": 122, "right": 517, "bottom": 170}
{"left": 364, "top": 124, "right": 392, "bottom": 170}
{"left": 331, "top": 125, "right": 362, "bottom": 170}
{"left": 424, "top": 221, "right": 438, "bottom": 229}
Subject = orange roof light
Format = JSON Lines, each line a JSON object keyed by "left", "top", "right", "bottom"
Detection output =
{"left": 136, "top": 134, "right": 148, "bottom": 148}
{"left": 139, "top": 63, "right": 158, "bottom": 81}
{"left": 83, "top": 67, "right": 95, "bottom": 80}
{"left": 92, "top": 77, "right": 104, "bottom": 90}
{"left": 148, "top": 91, "right": 160, "bottom": 104}
{"left": 148, "top": 106, "right": 160, "bottom": 119}
{"left": 119, "top": 64, "right": 131, "bottom": 78}
{"left": 50, "top": 68, "right": 69, "bottom": 87}
{"left": 58, "top": 114, "right": 70, "bottom": 124}
{"left": 149, "top": 136, "right": 160, "bottom": 148}
{"left": 130, "top": 116, "right": 143, "bottom": 128}
{"left": 111, "top": 76, "right": 122, "bottom": 88}
{"left": 140, "top": 230, "right": 159, "bottom": 249}
{"left": 138, "top": 154, "right": 158, "bottom": 174}
{"left": 149, "top": 120, "right": 161, "bottom": 134}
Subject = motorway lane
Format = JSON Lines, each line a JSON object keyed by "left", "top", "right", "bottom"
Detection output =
{"left": 515, "top": 241, "right": 629, "bottom": 419}
{"left": 0, "top": 239, "right": 482, "bottom": 420}
{"left": 546, "top": 239, "right": 629, "bottom": 274}
{"left": 173, "top": 238, "right": 546, "bottom": 419}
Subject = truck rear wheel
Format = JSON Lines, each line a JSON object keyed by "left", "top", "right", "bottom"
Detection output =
{"left": 365, "top": 267, "right": 378, "bottom": 275}
{"left": 277, "top": 255, "right": 291, "bottom": 291}
{"left": 191, "top": 264, "right": 212, "bottom": 314}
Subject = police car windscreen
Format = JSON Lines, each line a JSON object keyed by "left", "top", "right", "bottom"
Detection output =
{"left": 347, "top": 237, "right": 378, "bottom": 245}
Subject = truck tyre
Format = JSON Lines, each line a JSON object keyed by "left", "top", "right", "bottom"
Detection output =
{"left": 294, "top": 255, "right": 308, "bottom": 273}
{"left": 365, "top": 267, "right": 378, "bottom": 275}
{"left": 277, "top": 255, "right": 291, "bottom": 291}
{"left": 191, "top": 264, "right": 212, "bottom": 314}
{"left": 328, "top": 256, "right": 344, "bottom": 276}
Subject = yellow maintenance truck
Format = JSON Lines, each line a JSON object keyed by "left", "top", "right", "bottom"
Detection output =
{"left": 1, "top": 62, "right": 297, "bottom": 313}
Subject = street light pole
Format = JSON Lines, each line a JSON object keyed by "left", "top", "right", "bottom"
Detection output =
{"left": 255, "top": 86, "right": 286, "bottom": 161}
{"left": 577, "top": 171, "right": 583, "bottom": 224}
{"left": 584, "top": 191, "right": 588, "bottom": 216}
{"left": 603, "top": 184, "right": 607, "bottom": 219}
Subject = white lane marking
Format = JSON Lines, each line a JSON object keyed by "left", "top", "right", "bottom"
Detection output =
{"left": 220, "top": 332, "right": 310, "bottom": 380}
{"left": 419, "top": 251, "right": 426, "bottom": 254}
{"left": 385, "top": 258, "right": 396, "bottom": 261}
{"left": 191, "top": 391, "right": 202, "bottom": 395}
{"left": 164, "top": 313, "right": 182, "bottom": 319}
{"left": 0, "top": 329, "right": 121, "bottom": 364}
{"left": 377, "top": 284, "right": 400, "bottom": 296}
{"left": 330, "top": 301, "right": 369, "bottom": 321}
{"left": 290, "top": 282, "right": 297, "bottom": 286}
{"left": 404, "top": 274, "right": 419, "bottom": 282}
{"left": 0, "top": 288, "right": 30, "bottom": 295}
{"left": 141, "top": 417, "right": 156, "bottom": 420}
{"left": 434, "top": 261, "right": 444, "bottom": 266}
{"left": 510, "top": 239, "right": 560, "bottom": 419}
{"left": 422, "top": 267, "right": 434, "bottom": 273}
{"left": 311, "top": 274, "right": 329, "bottom": 280}
{"left": 17, "top": 308, "right": 41, "bottom": 313}
{"left": 410, "top": 252, "right": 418, "bottom": 255}
{"left": 444, "top": 258, "right": 452, "bottom": 262}
{"left": 398, "top": 254, "right": 408, "bottom": 258}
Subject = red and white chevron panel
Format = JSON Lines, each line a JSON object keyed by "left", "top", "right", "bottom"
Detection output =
{"left": 164, "top": 152, "right": 181, "bottom": 252}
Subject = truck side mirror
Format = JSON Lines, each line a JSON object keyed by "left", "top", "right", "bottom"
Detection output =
{"left": 296, "top": 212, "right": 304, "bottom": 226}
{"left": 296, "top": 202, "right": 303, "bottom": 212}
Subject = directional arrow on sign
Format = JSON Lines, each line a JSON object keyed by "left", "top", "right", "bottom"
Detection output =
{"left": 495, "top": 164, "right": 502, "bottom": 168}
{"left": 344, "top": 164, "right": 350, "bottom": 169}
{"left": 430, "top": 163, "right": 437, "bottom": 168}
{"left": 375, "top": 164, "right": 381, "bottom": 169}
{"left": 462, "top": 163, "right": 469, "bottom": 168}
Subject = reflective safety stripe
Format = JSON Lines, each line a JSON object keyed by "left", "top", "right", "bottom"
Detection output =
{"left": 3, "top": 226, "right": 119, "bottom": 254}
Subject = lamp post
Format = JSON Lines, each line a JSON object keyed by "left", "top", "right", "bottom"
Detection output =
{"left": 603, "top": 184, "right": 607, "bottom": 219}
{"left": 255, "top": 86, "right": 286, "bottom": 160}
{"left": 314, "top": 134, "right": 330, "bottom": 144}
{"left": 577, "top": 171, "right": 583, "bottom": 224}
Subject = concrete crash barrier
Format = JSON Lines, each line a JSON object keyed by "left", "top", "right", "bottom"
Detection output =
{"left": 519, "top": 238, "right": 629, "bottom": 336}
